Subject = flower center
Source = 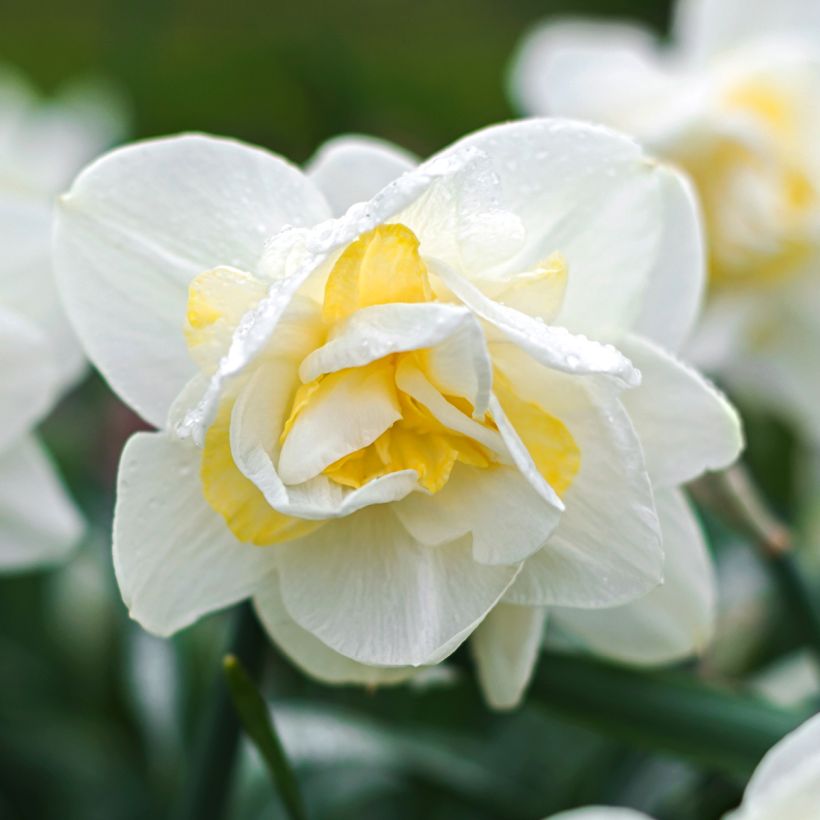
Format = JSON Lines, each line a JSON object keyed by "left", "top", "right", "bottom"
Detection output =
{"left": 674, "top": 79, "right": 818, "bottom": 289}
{"left": 184, "top": 223, "right": 581, "bottom": 545}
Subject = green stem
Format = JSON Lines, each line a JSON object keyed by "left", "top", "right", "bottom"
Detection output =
{"left": 223, "top": 654, "right": 307, "bottom": 820}
{"left": 693, "top": 466, "right": 820, "bottom": 664}
{"left": 530, "top": 652, "right": 809, "bottom": 777}
{"left": 176, "top": 604, "right": 265, "bottom": 820}
{"left": 767, "top": 551, "right": 820, "bottom": 661}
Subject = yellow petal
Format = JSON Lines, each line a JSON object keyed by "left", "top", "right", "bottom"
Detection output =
{"left": 493, "top": 375, "right": 580, "bottom": 496}
{"left": 202, "top": 399, "right": 321, "bottom": 546}
{"left": 322, "top": 223, "right": 433, "bottom": 323}
{"left": 493, "top": 252, "right": 568, "bottom": 321}
{"left": 323, "top": 383, "right": 494, "bottom": 494}
{"left": 185, "top": 267, "right": 267, "bottom": 372}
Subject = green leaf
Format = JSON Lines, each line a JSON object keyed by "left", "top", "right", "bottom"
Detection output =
{"left": 223, "top": 653, "right": 307, "bottom": 820}
{"left": 530, "top": 652, "right": 811, "bottom": 777}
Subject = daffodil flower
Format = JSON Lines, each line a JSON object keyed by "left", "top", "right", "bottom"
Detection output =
{"left": 0, "top": 67, "right": 121, "bottom": 569}
{"left": 0, "top": 66, "right": 125, "bottom": 388}
{"left": 54, "top": 120, "right": 741, "bottom": 708}
{"left": 546, "top": 711, "right": 820, "bottom": 819}
{"left": 512, "top": 0, "right": 820, "bottom": 441}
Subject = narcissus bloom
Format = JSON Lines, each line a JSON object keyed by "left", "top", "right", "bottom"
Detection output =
{"left": 55, "top": 120, "right": 741, "bottom": 708}
{"left": 0, "top": 67, "right": 119, "bottom": 568}
{"left": 545, "top": 712, "right": 820, "bottom": 819}
{"left": 512, "top": 0, "right": 820, "bottom": 441}
{"left": 0, "top": 302, "right": 82, "bottom": 569}
{"left": 1, "top": 66, "right": 124, "bottom": 388}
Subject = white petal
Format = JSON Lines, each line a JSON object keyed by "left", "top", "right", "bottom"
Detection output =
{"left": 674, "top": 0, "right": 820, "bottom": 64}
{"left": 186, "top": 143, "right": 504, "bottom": 441}
{"left": 432, "top": 258, "right": 639, "bottom": 389}
{"left": 554, "top": 488, "right": 716, "bottom": 665}
{"left": 0, "top": 435, "right": 82, "bottom": 570}
{"left": 471, "top": 603, "right": 546, "bottom": 710}
{"left": 299, "top": 302, "right": 485, "bottom": 387}
{"left": 437, "top": 119, "right": 668, "bottom": 338}
{"left": 55, "top": 134, "right": 331, "bottom": 428}
{"left": 695, "top": 282, "right": 820, "bottom": 445}
{"left": 620, "top": 333, "right": 743, "bottom": 488}
{"left": 275, "top": 505, "right": 518, "bottom": 667}
{"left": 253, "top": 578, "right": 415, "bottom": 686}
{"left": 727, "top": 713, "right": 820, "bottom": 819}
{"left": 0, "top": 72, "right": 125, "bottom": 195}
{"left": 278, "top": 363, "right": 401, "bottom": 485}
{"left": 497, "top": 349, "right": 663, "bottom": 609}
{"left": 114, "top": 431, "right": 277, "bottom": 636}
{"left": 0, "top": 305, "right": 58, "bottom": 451}
{"left": 0, "top": 195, "right": 85, "bottom": 389}
{"left": 394, "top": 359, "right": 502, "bottom": 453}
{"left": 547, "top": 809, "right": 652, "bottom": 820}
{"left": 632, "top": 165, "right": 705, "bottom": 352}
{"left": 489, "top": 393, "right": 564, "bottom": 511}
{"left": 394, "top": 465, "right": 559, "bottom": 566}
{"left": 403, "top": 147, "right": 526, "bottom": 277}
{"left": 306, "top": 134, "right": 418, "bottom": 216}
{"left": 510, "top": 19, "right": 666, "bottom": 120}
{"left": 231, "top": 360, "right": 417, "bottom": 520}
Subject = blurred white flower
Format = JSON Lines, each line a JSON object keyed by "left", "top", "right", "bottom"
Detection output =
{"left": 0, "top": 67, "right": 125, "bottom": 387}
{"left": 54, "top": 120, "right": 741, "bottom": 708}
{"left": 0, "top": 66, "right": 123, "bottom": 569}
{"left": 511, "top": 0, "right": 820, "bottom": 441}
{"left": 545, "top": 711, "right": 820, "bottom": 819}
{"left": 0, "top": 336, "right": 81, "bottom": 569}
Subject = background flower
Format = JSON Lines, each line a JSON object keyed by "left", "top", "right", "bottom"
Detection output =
{"left": 510, "top": 0, "right": 820, "bottom": 443}
{"left": 0, "top": 66, "right": 124, "bottom": 569}
{"left": 545, "top": 711, "right": 820, "bottom": 819}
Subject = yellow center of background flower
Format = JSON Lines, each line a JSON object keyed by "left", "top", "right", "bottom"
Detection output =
{"left": 675, "top": 79, "right": 817, "bottom": 289}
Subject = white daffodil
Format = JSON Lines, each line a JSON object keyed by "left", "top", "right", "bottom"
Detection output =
{"left": 54, "top": 120, "right": 741, "bottom": 708}
{"left": 0, "top": 67, "right": 120, "bottom": 569}
{"left": 1, "top": 66, "right": 124, "bottom": 387}
{"left": 512, "top": 0, "right": 820, "bottom": 442}
{"left": 545, "top": 712, "right": 820, "bottom": 819}
{"left": 0, "top": 303, "right": 82, "bottom": 569}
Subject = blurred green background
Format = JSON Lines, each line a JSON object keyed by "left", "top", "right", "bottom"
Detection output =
{"left": 4, "top": 2, "right": 814, "bottom": 819}
{"left": 1, "top": 0, "right": 669, "bottom": 159}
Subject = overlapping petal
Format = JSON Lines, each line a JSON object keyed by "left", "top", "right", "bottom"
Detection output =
{"left": 632, "top": 165, "right": 705, "bottom": 352}
{"left": 114, "top": 432, "right": 278, "bottom": 636}
{"left": 394, "top": 465, "right": 559, "bottom": 566}
{"left": 553, "top": 488, "right": 716, "bottom": 665}
{"left": 254, "top": 579, "right": 415, "bottom": 686}
{"left": 471, "top": 603, "right": 546, "bottom": 709}
{"left": 0, "top": 436, "right": 82, "bottom": 570}
{"left": 437, "top": 119, "right": 672, "bottom": 339}
{"left": 619, "top": 334, "right": 743, "bottom": 487}
{"left": 54, "top": 134, "right": 332, "bottom": 427}
{"left": 230, "top": 359, "right": 418, "bottom": 520}
{"left": 275, "top": 505, "right": 519, "bottom": 667}
{"left": 307, "top": 134, "right": 418, "bottom": 216}
{"left": 497, "top": 349, "right": 663, "bottom": 609}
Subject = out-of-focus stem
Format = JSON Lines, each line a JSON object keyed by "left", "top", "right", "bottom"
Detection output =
{"left": 693, "top": 465, "right": 820, "bottom": 661}
{"left": 175, "top": 604, "right": 265, "bottom": 820}
{"left": 223, "top": 654, "right": 307, "bottom": 820}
